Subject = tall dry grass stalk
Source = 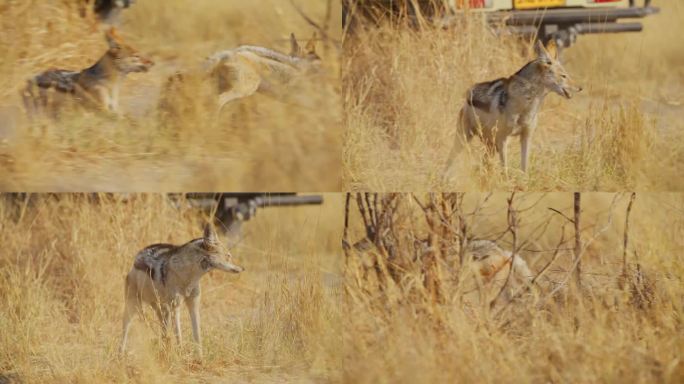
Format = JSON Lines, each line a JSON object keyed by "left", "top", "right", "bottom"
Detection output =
{"left": 343, "top": 192, "right": 684, "bottom": 383}
{"left": 0, "top": 0, "right": 342, "bottom": 191}
{"left": 344, "top": 0, "right": 684, "bottom": 191}
{"left": 0, "top": 193, "right": 343, "bottom": 383}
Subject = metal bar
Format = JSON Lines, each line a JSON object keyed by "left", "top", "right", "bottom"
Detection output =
{"left": 253, "top": 195, "right": 324, "bottom": 207}
{"left": 575, "top": 22, "right": 643, "bottom": 34}
{"left": 489, "top": 6, "right": 659, "bottom": 26}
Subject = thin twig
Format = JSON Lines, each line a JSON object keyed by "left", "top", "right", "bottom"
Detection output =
{"left": 548, "top": 207, "right": 575, "bottom": 224}
{"left": 542, "top": 194, "right": 622, "bottom": 303}
{"left": 289, "top": 0, "right": 340, "bottom": 48}
{"left": 573, "top": 192, "right": 582, "bottom": 288}
{"left": 490, "top": 192, "right": 517, "bottom": 309}
{"left": 495, "top": 225, "right": 567, "bottom": 320}
{"left": 343, "top": 193, "right": 352, "bottom": 261}
{"left": 622, "top": 192, "right": 636, "bottom": 278}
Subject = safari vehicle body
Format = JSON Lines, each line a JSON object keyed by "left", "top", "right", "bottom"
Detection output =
{"left": 344, "top": 0, "right": 659, "bottom": 49}
{"left": 454, "top": 0, "right": 659, "bottom": 48}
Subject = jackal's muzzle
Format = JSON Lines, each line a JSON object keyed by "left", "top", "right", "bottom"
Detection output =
{"left": 213, "top": 259, "right": 244, "bottom": 273}
{"left": 561, "top": 84, "right": 583, "bottom": 99}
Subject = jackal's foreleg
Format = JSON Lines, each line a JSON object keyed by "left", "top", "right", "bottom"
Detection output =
{"left": 495, "top": 134, "right": 509, "bottom": 171}
{"left": 173, "top": 306, "right": 182, "bottom": 346}
{"left": 154, "top": 305, "right": 170, "bottom": 334}
{"left": 520, "top": 131, "right": 531, "bottom": 173}
{"left": 186, "top": 289, "right": 203, "bottom": 359}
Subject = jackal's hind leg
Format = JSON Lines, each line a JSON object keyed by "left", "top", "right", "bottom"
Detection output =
{"left": 444, "top": 107, "right": 474, "bottom": 179}
{"left": 217, "top": 81, "right": 260, "bottom": 110}
{"left": 119, "top": 297, "right": 138, "bottom": 354}
{"left": 21, "top": 82, "right": 39, "bottom": 121}
{"left": 216, "top": 63, "right": 261, "bottom": 111}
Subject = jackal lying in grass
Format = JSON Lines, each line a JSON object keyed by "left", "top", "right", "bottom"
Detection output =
{"left": 22, "top": 27, "right": 153, "bottom": 119}
{"left": 446, "top": 40, "right": 582, "bottom": 174}
{"left": 119, "top": 226, "right": 243, "bottom": 357}
{"left": 350, "top": 237, "right": 533, "bottom": 304}
{"left": 464, "top": 240, "right": 533, "bottom": 291}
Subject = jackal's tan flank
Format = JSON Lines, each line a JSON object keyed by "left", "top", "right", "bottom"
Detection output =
{"left": 208, "top": 32, "right": 321, "bottom": 109}
{"left": 160, "top": 32, "right": 321, "bottom": 117}
{"left": 22, "top": 27, "right": 153, "bottom": 118}
{"left": 446, "top": 40, "right": 582, "bottom": 174}
{"left": 453, "top": 240, "right": 535, "bottom": 306}
{"left": 119, "top": 226, "right": 243, "bottom": 357}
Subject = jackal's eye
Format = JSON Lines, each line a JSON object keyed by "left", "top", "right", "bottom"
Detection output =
{"left": 561, "top": 74, "right": 567, "bottom": 79}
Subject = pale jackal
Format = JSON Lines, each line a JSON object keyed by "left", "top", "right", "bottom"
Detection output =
{"left": 22, "top": 27, "right": 153, "bottom": 119}
{"left": 461, "top": 240, "right": 534, "bottom": 304}
{"left": 447, "top": 40, "right": 582, "bottom": 173}
{"left": 465, "top": 240, "right": 532, "bottom": 284}
{"left": 350, "top": 237, "right": 533, "bottom": 304}
{"left": 208, "top": 32, "right": 321, "bottom": 109}
{"left": 119, "top": 226, "right": 244, "bottom": 356}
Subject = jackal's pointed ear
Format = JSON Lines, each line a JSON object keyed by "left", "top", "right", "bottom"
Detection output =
{"left": 105, "top": 27, "right": 121, "bottom": 49}
{"left": 534, "top": 40, "right": 549, "bottom": 60}
{"left": 290, "top": 33, "right": 302, "bottom": 56}
{"left": 305, "top": 32, "right": 317, "bottom": 54}
{"left": 203, "top": 224, "right": 218, "bottom": 244}
{"left": 545, "top": 40, "right": 559, "bottom": 60}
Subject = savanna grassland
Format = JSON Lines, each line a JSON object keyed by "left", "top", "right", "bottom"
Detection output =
{"left": 0, "top": 194, "right": 343, "bottom": 383}
{"left": 0, "top": 0, "right": 341, "bottom": 191}
{"left": 343, "top": 0, "right": 684, "bottom": 191}
{"left": 343, "top": 192, "right": 684, "bottom": 383}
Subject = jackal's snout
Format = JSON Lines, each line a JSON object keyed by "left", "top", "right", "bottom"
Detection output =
{"left": 558, "top": 79, "right": 583, "bottom": 99}
{"left": 559, "top": 72, "right": 582, "bottom": 99}
{"left": 562, "top": 82, "right": 583, "bottom": 99}
{"left": 202, "top": 225, "right": 244, "bottom": 273}
{"left": 122, "top": 54, "right": 154, "bottom": 73}
{"left": 139, "top": 56, "right": 155, "bottom": 72}
{"left": 213, "top": 258, "right": 245, "bottom": 273}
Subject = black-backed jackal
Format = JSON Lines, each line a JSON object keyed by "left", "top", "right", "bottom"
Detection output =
{"left": 119, "top": 226, "right": 243, "bottom": 357}
{"left": 447, "top": 40, "right": 582, "bottom": 174}
{"left": 160, "top": 32, "right": 321, "bottom": 118}
{"left": 22, "top": 27, "right": 153, "bottom": 119}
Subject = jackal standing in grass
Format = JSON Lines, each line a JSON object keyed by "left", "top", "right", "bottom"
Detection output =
{"left": 119, "top": 225, "right": 244, "bottom": 357}
{"left": 22, "top": 27, "right": 153, "bottom": 119}
{"left": 445, "top": 40, "right": 582, "bottom": 174}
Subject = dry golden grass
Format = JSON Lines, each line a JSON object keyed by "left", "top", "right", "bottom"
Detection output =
{"left": 344, "top": 0, "right": 684, "bottom": 191}
{"left": 0, "top": 0, "right": 341, "bottom": 191}
{"left": 343, "top": 192, "right": 684, "bottom": 383}
{"left": 0, "top": 193, "right": 343, "bottom": 383}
